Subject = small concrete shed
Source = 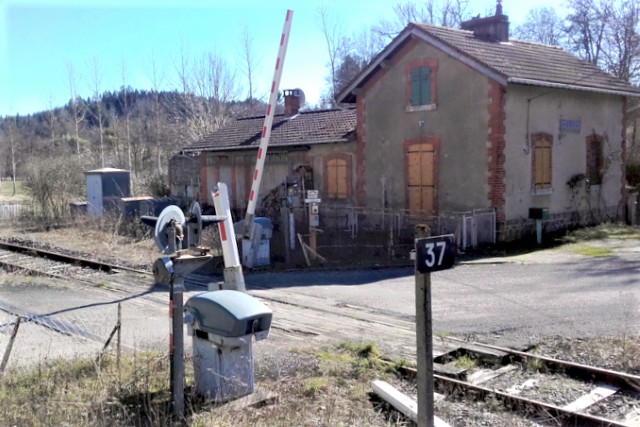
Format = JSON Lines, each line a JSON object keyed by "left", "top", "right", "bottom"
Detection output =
{"left": 85, "top": 168, "right": 131, "bottom": 216}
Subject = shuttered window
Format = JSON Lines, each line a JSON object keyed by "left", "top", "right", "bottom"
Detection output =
{"left": 410, "top": 66, "right": 431, "bottom": 106}
{"left": 406, "top": 142, "right": 435, "bottom": 215}
{"left": 325, "top": 155, "right": 351, "bottom": 199}
{"left": 532, "top": 134, "right": 553, "bottom": 191}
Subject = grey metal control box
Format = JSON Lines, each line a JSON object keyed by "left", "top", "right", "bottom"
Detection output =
{"left": 185, "top": 290, "right": 272, "bottom": 340}
{"left": 185, "top": 290, "right": 273, "bottom": 402}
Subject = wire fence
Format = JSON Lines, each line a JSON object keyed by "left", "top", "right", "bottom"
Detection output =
{"left": 0, "top": 301, "right": 124, "bottom": 373}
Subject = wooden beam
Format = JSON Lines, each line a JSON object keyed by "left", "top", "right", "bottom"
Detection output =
{"left": 371, "top": 380, "right": 451, "bottom": 427}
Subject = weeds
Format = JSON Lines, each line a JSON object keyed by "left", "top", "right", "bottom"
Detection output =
{"left": 302, "top": 377, "right": 328, "bottom": 397}
{"left": 453, "top": 355, "right": 476, "bottom": 370}
{"left": 567, "top": 245, "right": 613, "bottom": 257}
{"left": 526, "top": 357, "right": 546, "bottom": 373}
{"left": 0, "top": 342, "right": 404, "bottom": 427}
{"left": 562, "top": 223, "right": 640, "bottom": 242}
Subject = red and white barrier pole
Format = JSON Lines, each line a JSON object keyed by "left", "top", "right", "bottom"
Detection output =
{"left": 213, "top": 183, "right": 246, "bottom": 291}
{"left": 242, "top": 9, "right": 293, "bottom": 267}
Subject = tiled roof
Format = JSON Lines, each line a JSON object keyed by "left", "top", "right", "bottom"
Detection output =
{"left": 182, "top": 107, "right": 356, "bottom": 153}
{"left": 416, "top": 23, "right": 640, "bottom": 95}
{"left": 339, "top": 23, "right": 640, "bottom": 102}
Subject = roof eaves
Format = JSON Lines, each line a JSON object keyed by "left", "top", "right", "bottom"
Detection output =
{"left": 508, "top": 77, "right": 640, "bottom": 97}
{"left": 411, "top": 26, "right": 508, "bottom": 86}
{"left": 181, "top": 138, "right": 353, "bottom": 153}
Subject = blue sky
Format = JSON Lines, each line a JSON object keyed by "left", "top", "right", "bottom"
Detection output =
{"left": 1, "top": 0, "right": 561, "bottom": 116}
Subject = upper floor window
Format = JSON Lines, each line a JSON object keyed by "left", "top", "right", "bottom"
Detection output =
{"left": 586, "top": 134, "right": 604, "bottom": 185}
{"left": 405, "top": 59, "right": 437, "bottom": 112}
{"left": 531, "top": 133, "right": 553, "bottom": 194}
{"left": 410, "top": 66, "right": 432, "bottom": 106}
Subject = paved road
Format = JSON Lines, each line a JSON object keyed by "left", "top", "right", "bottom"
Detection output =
{"left": 0, "top": 238, "right": 637, "bottom": 368}
{"left": 246, "top": 240, "right": 640, "bottom": 348}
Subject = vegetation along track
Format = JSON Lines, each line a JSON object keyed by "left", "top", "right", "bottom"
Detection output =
{"left": 0, "top": 238, "right": 165, "bottom": 301}
{"left": 400, "top": 338, "right": 640, "bottom": 426}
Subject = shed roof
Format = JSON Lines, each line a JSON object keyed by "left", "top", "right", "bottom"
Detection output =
{"left": 182, "top": 107, "right": 356, "bottom": 153}
{"left": 339, "top": 23, "right": 640, "bottom": 102}
{"left": 85, "top": 167, "right": 129, "bottom": 174}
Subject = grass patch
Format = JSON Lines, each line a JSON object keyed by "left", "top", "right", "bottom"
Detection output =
{"left": 453, "top": 355, "right": 476, "bottom": 370}
{"left": 0, "top": 180, "right": 30, "bottom": 202}
{"left": 0, "top": 343, "right": 405, "bottom": 427}
{"left": 302, "top": 377, "right": 328, "bottom": 397}
{"left": 0, "top": 353, "right": 170, "bottom": 427}
{"left": 526, "top": 357, "right": 546, "bottom": 373}
{"left": 567, "top": 245, "right": 613, "bottom": 257}
{"left": 562, "top": 223, "right": 640, "bottom": 242}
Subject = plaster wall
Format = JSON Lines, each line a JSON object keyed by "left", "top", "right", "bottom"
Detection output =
{"left": 360, "top": 40, "right": 491, "bottom": 214}
{"left": 503, "top": 85, "right": 625, "bottom": 222}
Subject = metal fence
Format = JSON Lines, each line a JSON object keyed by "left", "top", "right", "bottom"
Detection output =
{"left": 279, "top": 205, "right": 496, "bottom": 264}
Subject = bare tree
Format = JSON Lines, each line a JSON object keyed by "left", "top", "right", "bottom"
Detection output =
{"left": 65, "top": 62, "right": 85, "bottom": 154}
{"left": 239, "top": 22, "right": 260, "bottom": 104}
{"left": 374, "top": 0, "right": 472, "bottom": 40}
{"left": 188, "top": 51, "right": 237, "bottom": 140}
{"left": 23, "top": 154, "right": 84, "bottom": 220}
{"left": 45, "top": 94, "right": 57, "bottom": 143}
{"left": 514, "top": 6, "right": 564, "bottom": 45}
{"left": 317, "top": 3, "right": 346, "bottom": 107}
{"left": 351, "top": 27, "right": 386, "bottom": 65}
{"left": 175, "top": 38, "right": 192, "bottom": 95}
{"left": 2, "top": 117, "right": 19, "bottom": 196}
{"left": 119, "top": 58, "right": 133, "bottom": 172}
{"left": 88, "top": 57, "right": 106, "bottom": 167}
{"left": 602, "top": 0, "right": 640, "bottom": 83}
{"left": 565, "top": 0, "right": 610, "bottom": 65}
{"left": 148, "top": 50, "right": 166, "bottom": 174}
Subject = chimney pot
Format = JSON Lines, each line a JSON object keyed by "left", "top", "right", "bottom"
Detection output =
{"left": 461, "top": 1, "right": 509, "bottom": 42}
{"left": 283, "top": 89, "right": 301, "bottom": 117}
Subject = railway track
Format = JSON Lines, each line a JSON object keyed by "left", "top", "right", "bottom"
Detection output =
{"left": 1, "top": 238, "right": 639, "bottom": 425}
{"left": 0, "top": 238, "right": 215, "bottom": 289}
{"left": 395, "top": 338, "right": 640, "bottom": 426}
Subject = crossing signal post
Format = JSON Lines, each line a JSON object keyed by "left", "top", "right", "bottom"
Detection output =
{"left": 414, "top": 230, "right": 455, "bottom": 427}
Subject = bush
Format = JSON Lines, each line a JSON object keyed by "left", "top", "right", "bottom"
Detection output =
{"left": 142, "top": 173, "right": 170, "bottom": 197}
{"left": 22, "top": 155, "right": 85, "bottom": 220}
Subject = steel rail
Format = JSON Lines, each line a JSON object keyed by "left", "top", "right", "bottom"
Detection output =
{"left": 446, "top": 337, "right": 640, "bottom": 393}
{"left": 434, "top": 373, "right": 629, "bottom": 427}
{"left": 0, "top": 239, "right": 151, "bottom": 275}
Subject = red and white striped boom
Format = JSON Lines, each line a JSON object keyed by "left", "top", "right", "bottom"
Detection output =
{"left": 242, "top": 9, "right": 293, "bottom": 266}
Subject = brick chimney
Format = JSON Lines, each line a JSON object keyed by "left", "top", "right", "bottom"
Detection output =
{"left": 461, "top": 0, "right": 509, "bottom": 42}
{"left": 283, "top": 89, "right": 302, "bottom": 117}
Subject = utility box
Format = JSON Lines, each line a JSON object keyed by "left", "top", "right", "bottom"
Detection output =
{"left": 235, "top": 218, "right": 273, "bottom": 267}
{"left": 528, "top": 207, "right": 549, "bottom": 220}
{"left": 85, "top": 168, "right": 131, "bottom": 216}
{"left": 185, "top": 290, "right": 272, "bottom": 402}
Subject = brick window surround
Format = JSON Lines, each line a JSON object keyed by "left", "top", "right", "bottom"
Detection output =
{"left": 324, "top": 153, "right": 352, "bottom": 199}
{"left": 405, "top": 58, "right": 438, "bottom": 112}
{"left": 531, "top": 132, "right": 553, "bottom": 194}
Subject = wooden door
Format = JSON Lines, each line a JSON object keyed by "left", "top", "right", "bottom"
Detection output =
{"left": 406, "top": 143, "right": 435, "bottom": 216}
